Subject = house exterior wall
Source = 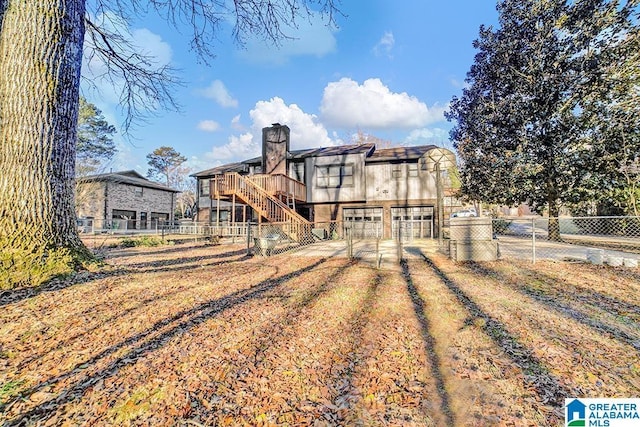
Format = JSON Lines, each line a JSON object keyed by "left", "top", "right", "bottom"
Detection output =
{"left": 305, "top": 152, "right": 367, "bottom": 203}
{"left": 76, "top": 181, "right": 106, "bottom": 219}
{"left": 365, "top": 162, "right": 437, "bottom": 202}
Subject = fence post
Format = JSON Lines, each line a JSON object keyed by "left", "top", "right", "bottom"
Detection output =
{"left": 247, "top": 222, "right": 252, "bottom": 256}
{"left": 532, "top": 217, "right": 536, "bottom": 264}
{"left": 397, "top": 219, "right": 403, "bottom": 263}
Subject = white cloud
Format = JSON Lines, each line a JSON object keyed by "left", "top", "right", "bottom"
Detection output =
{"left": 204, "top": 97, "right": 337, "bottom": 163}
{"left": 249, "top": 97, "right": 335, "bottom": 150}
{"left": 403, "top": 127, "right": 451, "bottom": 146}
{"left": 82, "top": 13, "right": 173, "bottom": 108}
{"left": 197, "top": 120, "right": 221, "bottom": 132}
{"left": 230, "top": 114, "right": 244, "bottom": 131}
{"left": 373, "top": 31, "right": 395, "bottom": 58}
{"left": 237, "top": 13, "right": 337, "bottom": 65}
{"left": 320, "top": 78, "right": 447, "bottom": 129}
{"left": 132, "top": 28, "right": 173, "bottom": 66}
{"left": 206, "top": 132, "right": 259, "bottom": 161}
{"left": 199, "top": 80, "right": 238, "bottom": 108}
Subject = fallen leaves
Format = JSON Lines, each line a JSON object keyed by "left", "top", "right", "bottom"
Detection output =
{"left": 0, "top": 241, "right": 638, "bottom": 425}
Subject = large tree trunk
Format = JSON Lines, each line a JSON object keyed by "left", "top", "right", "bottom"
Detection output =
{"left": 0, "top": 0, "right": 89, "bottom": 281}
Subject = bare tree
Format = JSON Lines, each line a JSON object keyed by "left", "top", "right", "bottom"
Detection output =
{"left": 0, "top": 0, "right": 341, "bottom": 287}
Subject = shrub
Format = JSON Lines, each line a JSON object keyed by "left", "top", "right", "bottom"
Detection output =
{"left": 492, "top": 219, "right": 513, "bottom": 235}
{"left": 119, "top": 236, "right": 165, "bottom": 248}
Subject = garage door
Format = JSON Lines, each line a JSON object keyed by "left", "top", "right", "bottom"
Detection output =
{"left": 343, "top": 207, "right": 383, "bottom": 239}
{"left": 392, "top": 206, "right": 434, "bottom": 240}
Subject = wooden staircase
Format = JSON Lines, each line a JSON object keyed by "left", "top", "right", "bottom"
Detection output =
{"left": 211, "top": 172, "right": 311, "bottom": 242}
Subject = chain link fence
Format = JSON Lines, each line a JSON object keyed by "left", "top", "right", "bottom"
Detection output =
{"left": 246, "top": 221, "right": 391, "bottom": 266}
{"left": 79, "top": 215, "right": 639, "bottom": 267}
{"left": 486, "top": 216, "right": 639, "bottom": 265}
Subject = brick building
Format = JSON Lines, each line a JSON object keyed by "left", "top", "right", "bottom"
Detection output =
{"left": 76, "top": 170, "right": 178, "bottom": 230}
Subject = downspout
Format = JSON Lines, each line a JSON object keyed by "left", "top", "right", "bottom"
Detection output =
{"left": 171, "top": 191, "right": 175, "bottom": 223}
{"left": 103, "top": 181, "right": 109, "bottom": 225}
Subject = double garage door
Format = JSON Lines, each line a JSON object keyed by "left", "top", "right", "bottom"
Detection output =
{"left": 392, "top": 206, "right": 434, "bottom": 240}
{"left": 343, "top": 207, "right": 383, "bottom": 239}
{"left": 343, "top": 206, "right": 434, "bottom": 239}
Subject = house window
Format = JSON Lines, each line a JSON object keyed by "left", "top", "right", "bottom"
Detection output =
{"left": 392, "top": 165, "right": 402, "bottom": 179}
{"left": 316, "top": 164, "right": 354, "bottom": 188}
{"left": 419, "top": 157, "right": 429, "bottom": 171}
{"left": 291, "top": 162, "right": 304, "bottom": 182}
{"left": 134, "top": 186, "right": 143, "bottom": 196}
{"left": 199, "top": 179, "right": 210, "bottom": 196}
{"left": 408, "top": 163, "right": 419, "bottom": 177}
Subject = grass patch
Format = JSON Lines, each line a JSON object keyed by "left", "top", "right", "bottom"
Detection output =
{"left": 0, "top": 379, "right": 26, "bottom": 409}
{"left": 0, "top": 246, "right": 75, "bottom": 290}
{"left": 108, "top": 386, "right": 166, "bottom": 425}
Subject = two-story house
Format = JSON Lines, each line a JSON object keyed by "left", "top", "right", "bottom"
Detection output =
{"left": 192, "top": 124, "right": 458, "bottom": 240}
{"left": 76, "top": 170, "right": 179, "bottom": 231}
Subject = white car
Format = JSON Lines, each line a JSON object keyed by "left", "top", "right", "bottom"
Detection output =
{"left": 451, "top": 209, "right": 477, "bottom": 218}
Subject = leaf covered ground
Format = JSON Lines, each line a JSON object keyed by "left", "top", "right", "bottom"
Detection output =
{"left": 1, "top": 241, "right": 639, "bottom": 426}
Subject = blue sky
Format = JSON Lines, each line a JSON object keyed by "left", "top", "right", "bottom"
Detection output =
{"left": 81, "top": 1, "right": 499, "bottom": 176}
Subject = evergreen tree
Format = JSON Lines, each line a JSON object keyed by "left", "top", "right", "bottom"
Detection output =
{"left": 146, "top": 146, "right": 187, "bottom": 187}
{"left": 76, "top": 97, "right": 117, "bottom": 176}
{"left": 447, "top": 0, "right": 639, "bottom": 239}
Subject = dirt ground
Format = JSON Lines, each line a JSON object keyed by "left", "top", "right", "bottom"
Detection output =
{"left": 1, "top": 241, "right": 639, "bottom": 426}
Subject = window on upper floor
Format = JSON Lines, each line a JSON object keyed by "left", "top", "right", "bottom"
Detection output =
{"left": 419, "top": 156, "right": 429, "bottom": 171}
{"left": 291, "top": 162, "right": 305, "bottom": 182}
{"left": 316, "top": 164, "right": 354, "bottom": 188}
{"left": 199, "top": 179, "right": 210, "bottom": 196}
{"left": 134, "top": 186, "right": 143, "bottom": 197}
{"left": 408, "top": 163, "right": 419, "bottom": 177}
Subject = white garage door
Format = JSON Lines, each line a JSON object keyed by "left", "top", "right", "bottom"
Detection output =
{"left": 392, "top": 206, "right": 434, "bottom": 240}
{"left": 343, "top": 207, "right": 383, "bottom": 239}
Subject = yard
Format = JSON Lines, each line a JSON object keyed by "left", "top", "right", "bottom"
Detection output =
{"left": 1, "top": 241, "right": 639, "bottom": 426}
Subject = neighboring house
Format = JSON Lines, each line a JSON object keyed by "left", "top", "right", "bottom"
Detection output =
{"left": 76, "top": 170, "right": 179, "bottom": 230}
{"left": 192, "top": 124, "right": 459, "bottom": 239}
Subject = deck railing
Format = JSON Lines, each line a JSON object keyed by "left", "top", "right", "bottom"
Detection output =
{"left": 210, "top": 172, "right": 311, "bottom": 241}
{"left": 247, "top": 174, "right": 306, "bottom": 202}
{"left": 210, "top": 173, "right": 305, "bottom": 202}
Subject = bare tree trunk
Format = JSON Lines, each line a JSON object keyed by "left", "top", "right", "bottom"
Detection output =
{"left": 0, "top": 1, "right": 89, "bottom": 260}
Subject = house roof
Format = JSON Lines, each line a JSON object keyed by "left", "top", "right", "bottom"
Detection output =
{"left": 367, "top": 145, "right": 438, "bottom": 162}
{"left": 191, "top": 162, "right": 248, "bottom": 178}
{"left": 290, "top": 143, "right": 376, "bottom": 159}
{"left": 239, "top": 143, "right": 376, "bottom": 165}
{"left": 192, "top": 143, "right": 377, "bottom": 177}
{"left": 77, "top": 170, "right": 179, "bottom": 192}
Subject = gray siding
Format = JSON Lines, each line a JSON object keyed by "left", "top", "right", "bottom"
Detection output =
{"left": 365, "top": 162, "right": 437, "bottom": 202}
{"left": 306, "top": 152, "right": 367, "bottom": 203}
